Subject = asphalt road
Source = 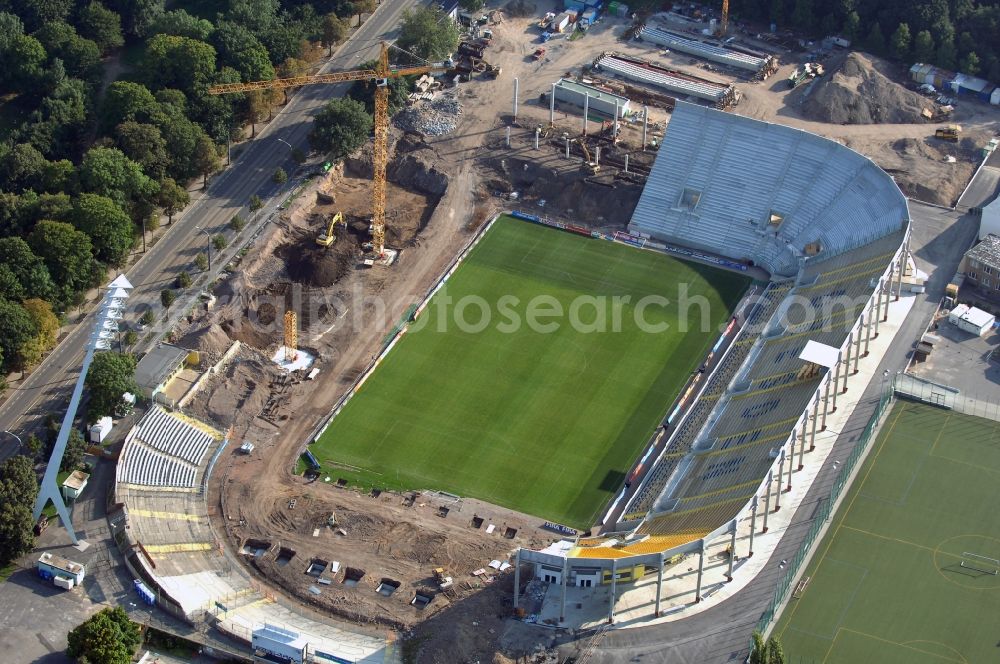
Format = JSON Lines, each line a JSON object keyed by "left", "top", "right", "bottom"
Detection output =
{"left": 0, "top": 0, "right": 423, "bottom": 462}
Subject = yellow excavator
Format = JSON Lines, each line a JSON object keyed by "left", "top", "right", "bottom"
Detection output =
{"left": 316, "top": 211, "right": 345, "bottom": 247}
{"left": 578, "top": 140, "right": 600, "bottom": 174}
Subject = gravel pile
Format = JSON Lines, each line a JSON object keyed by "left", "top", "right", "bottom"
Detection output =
{"left": 801, "top": 53, "right": 927, "bottom": 125}
{"left": 394, "top": 95, "right": 462, "bottom": 136}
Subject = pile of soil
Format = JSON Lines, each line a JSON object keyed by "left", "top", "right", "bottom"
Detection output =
{"left": 176, "top": 322, "right": 233, "bottom": 357}
{"left": 801, "top": 53, "right": 928, "bottom": 124}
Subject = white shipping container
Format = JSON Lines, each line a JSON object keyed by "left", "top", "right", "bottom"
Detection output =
{"left": 53, "top": 576, "right": 74, "bottom": 590}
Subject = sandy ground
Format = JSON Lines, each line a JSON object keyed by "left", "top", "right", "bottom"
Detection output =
{"left": 166, "top": 5, "right": 1000, "bottom": 662}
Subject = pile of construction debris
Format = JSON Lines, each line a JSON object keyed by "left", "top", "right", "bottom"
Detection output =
{"left": 799, "top": 53, "right": 927, "bottom": 124}
{"left": 395, "top": 95, "right": 462, "bottom": 136}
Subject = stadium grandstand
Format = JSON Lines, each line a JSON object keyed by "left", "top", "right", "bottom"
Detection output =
{"left": 516, "top": 102, "right": 913, "bottom": 620}
{"left": 110, "top": 406, "right": 389, "bottom": 663}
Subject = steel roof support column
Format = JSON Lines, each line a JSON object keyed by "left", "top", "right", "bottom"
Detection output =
{"left": 762, "top": 472, "right": 772, "bottom": 532}
{"left": 853, "top": 323, "right": 863, "bottom": 373}
{"left": 831, "top": 354, "right": 841, "bottom": 412}
{"left": 748, "top": 495, "right": 758, "bottom": 557}
{"left": 694, "top": 543, "right": 705, "bottom": 602}
{"left": 559, "top": 557, "right": 569, "bottom": 623}
{"left": 809, "top": 392, "right": 820, "bottom": 452}
{"left": 842, "top": 332, "right": 853, "bottom": 393}
{"left": 874, "top": 279, "right": 884, "bottom": 334}
{"left": 821, "top": 374, "right": 831, "bottom": 430}
{"left": 863, "top": 301, "right": 875, "bottom": 356}
{"left": 583, "top": 93, "right": 589, "bottom": 136}
{"left": 882, "top": 268, "right": 893, "bottom": 321}
{"left": 786, "top": 439, "right": 794, "bottom": 492}
{"left": 775, "top": 452, "right": 785, "bottom": 509}
{"left": 726, "top": 520, "right": 737, "bottom": 581}
{"left": 608, "top": 559, "right": 618, "bottom": 623}
{"left": 798, "top": 415, "right": 807, "bottom": 470}
{"left": 654, "top": 552, "right": 664, "bottom": 617}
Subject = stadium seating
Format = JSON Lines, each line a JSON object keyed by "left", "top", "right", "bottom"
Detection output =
{"left": 115, "top": 406, "right": 221, "bottom": 490}
{"left": 613, "top": 105, "right": 908, "bottom": 554}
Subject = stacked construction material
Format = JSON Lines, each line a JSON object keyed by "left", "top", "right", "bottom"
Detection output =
{"left": 638, "top": 26, "right": 773, "bottom": 76}
{"left": 595, "top": 53, "right": 736, "bottom": 107}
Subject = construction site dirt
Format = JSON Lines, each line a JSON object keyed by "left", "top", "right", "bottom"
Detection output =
{"left": 159, "top": 3, "right": 1000, "bottom": 662}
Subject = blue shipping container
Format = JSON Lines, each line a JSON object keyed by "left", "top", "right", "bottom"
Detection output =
{"left": 565, "top": 0, "right": 584, "bottom": 11}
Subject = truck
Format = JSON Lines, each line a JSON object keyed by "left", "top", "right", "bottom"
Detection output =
{"left": 533, "top": 47, "right": 546, "bottom": 60}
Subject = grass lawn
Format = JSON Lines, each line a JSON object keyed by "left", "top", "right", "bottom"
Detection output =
{"left": 312, "top": 215, "right": 748, "bottom": 528}
{"left": 775, "top": 401, "right": 1000, "bottom": 663}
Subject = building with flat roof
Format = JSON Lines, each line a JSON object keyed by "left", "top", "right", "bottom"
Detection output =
{"left": 553, "top": 78, "right": 631, "bottom": 119}
{"left": 61, "top": 470, "right": 89, "bottom": 502}
{"left": 960, "top": 233, "right": 1000, "bottom": 307}
{"left": 37, "top": 552, "right": 85, "bottom": 585}
{"left": 134, "top": 343, "right": 190, "bottom": 401}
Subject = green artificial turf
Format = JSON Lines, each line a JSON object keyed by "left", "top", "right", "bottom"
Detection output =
{"left": 312, "top": 215, "right": 748, "bottom": 528}
{"left": 775, "top": 401, "right": 1000, "bottom": 663}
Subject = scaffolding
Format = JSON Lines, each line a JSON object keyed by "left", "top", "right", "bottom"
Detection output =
{"left": 284, "top": 311, "right": 298, "bottom": 362}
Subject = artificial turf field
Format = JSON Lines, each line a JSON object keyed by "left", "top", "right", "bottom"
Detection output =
{"left": 312, "top": 215, "right": 748, "bottom": 528}
{"left": 775, "top": 401, "right": 1000, "bottom": 663}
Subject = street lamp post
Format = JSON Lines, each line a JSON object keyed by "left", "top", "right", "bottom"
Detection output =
{"left": 2, "top": 430, "right": 22, "bottom": 451}
{"left": 277, "top": 138, "right": 292, "bottom": 152}
{"left": 195, "top": 227, "right": 212, "bottom": 271}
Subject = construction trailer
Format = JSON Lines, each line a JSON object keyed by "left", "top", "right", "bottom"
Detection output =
{"left": 594, "top": 53, "right": 738, "bottom": 108}
{"left": 551, "top": 12, "right": 571, "bottom": 32}
{"left": 553, "top": 78, "right": 631, "bottom": 118}
{"left": 89, "top": 416, "right": 112, "bottom": 443}
{"left": 636, "top": 26, "right": 776, "bottom": 79}
{"left": 37, "top": 552, "right": 85, "bottom": 589}
{"left": 948, "top": 304, "right": 995, "bottom": 336}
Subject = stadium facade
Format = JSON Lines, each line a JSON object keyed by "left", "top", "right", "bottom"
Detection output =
{"left": 516, "top": 103, "right": 912, "bottom": 619}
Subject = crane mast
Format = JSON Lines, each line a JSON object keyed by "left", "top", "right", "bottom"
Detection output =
{"left": 208, "top": 43, "right": 447, "bottom": 260}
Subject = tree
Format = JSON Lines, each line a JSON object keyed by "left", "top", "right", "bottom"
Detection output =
{"left": 308, "top": 97, "right": 372, "bottom": 157}
{"left": 353, "top": 0, "right": 377, "bottom": 21}
{"left": 397, "top": 7, "right": 459, "bottom": 61}
{"left": 79, "top": 147, "right": 158, "bottom": 212}
{"left": 101, "top": 81, "right": 158, "bottom": 131}
{"left": 156, "top": 177, "right": 189, "bottom": 223}
{"left": 28, "top": 221, "right": 95, "bottom": 304}
{"left": 749, "top": 631, "right": 767, "bottom": 664}
{"left": 0, "top": 237, "right": 56, "bottom": 301}
{"left": 175, "top": 271, "right": 192, "bottom": 288}
{"left": 321, "top": 14, "right": 347, "bottom": 55}
{"left": 890, "top": 23, "right": 911, "bottom": 61}
{"left": 276, "top": 57, "right": 308, "bottom": 103}
{"left": 0, "top": 266, "right": 25, "bottom": 302}
{"left": 67, "top": 606, "right": 141, "bottom": 664}
{"left": 60, "top": 428, "right": 86, "bottom": 472}
{"left": 149, "top": 9, "right": 213, "bottom": 41}
{"left": 914, "top": 30, "right": 935, "bottom": 62}
{"left": 765, "top": 636, "right": 785, "bottom": 664}
{"left": 212, "top": 234, "right": 227, "bottom": 251}
{"left": 34, "top": 22, "right": 102, "bottom": 80}
{"left": 7, "top": 35, "right": 48, "bottom": 92}
{"left": 230, "top": 214, "right": 246, "bottom": 231}
{"left": 22, "top": 298, "right": 59, "bottom": 351}
{"left": 195, "top": 252, "right": 208, "bottom": 271}
{"left": 273, "top": 167, "right": 288, "bottom": 184}
{"left": 245, "top": 90, "right": 268, "bottom": 138}
{"left": 0, "top": 143, "right": 48, "bottom": 191}
{"left": 25, "top": 434, "right": 43, "bottom": 459}
{"left": 160, "top": 289, "right": 176, "bottom": 311}
{"left": 79, "top": 2, "right": 124, "bottom": 54}
{"left": 864, "top": 22, "right": 885, "bottom": 55}
{"left": 936, "top": 35, "right": 957, "bottom": 69}
{"left": 0, "top": 454, "right": 39, "bottom": 507}
{"left": 790, "top": 0, "right": 813, "bottom": 31}
{"left": 114, "top": 122, "right": 169, "bottom": 179}
{"left": 249, "top": 194, "right": 263, "bottom": 213}
{"left": 211, "top": 22, "right": 275, "bottom": 83}
{"left": 842, "top": 11, "right": 861, "bottom": 44}
{"left": 459, "top": 0, "right": 485, "bottom": 11}
{"left": 961, "top": 51, "right": 981, "bottom": 75}
{"left": 71, "top": 194, "right": 135, "bottom": 266}
{"left": 122, "top": 329, "right": 137, "bottom": 347}
{"left": 193, "top": 134, "right": 221, "bottom": 188}
{"left": 84, "top": 351, "right": 137, "bottom": 421}
{"left": 0, "top": 12, "right": 24, "bottom": 52}
{"left": 0, "top": 298, "right": 39, "bottom": 373}
{"left": 143, "top": 34, "right": 217, "bottom": 94}
{"left": 139, "top": 310, "right": 154, "bottom": 326}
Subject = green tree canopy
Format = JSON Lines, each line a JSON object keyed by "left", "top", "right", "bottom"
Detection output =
{"left": 143, "top": 34, "right": 217, "bottom": 93}
{"left": 914, "top": 29, "right": 935, "bottom": 62}
{"left": 460, "top": 0, "right": 486, "bottom": 11}
{"left": 0, "top": 298, "right": 39, "bottom": 373}
{"left": 0, "top": 265, "right": 26, "bottom": 302}
{"left": 28, "top": 220, "right": 95, "bottom": 303}
{"left": 0, "top": 454, "right": 39, "bottom": 507}
{"left": 101, "top": 81, "right": 159, "bottom": 131}
{"left": 79, "top": 147, "right": 158, "bottom": 211}
{"left": 6, "top": 35, "right": 48, "bottom": 92}
{"left": 865, "top": 22, "right": 886, "bottom": 54}
{"left": 84, "top": 351, "right": 137, "bottom": 421}
{"left": 61, "top": 428, "right": 86, "bottom": 472}
{"left": 70, "top": 193, "right": 135, "bottom": 266}
{"left": 67, "top": 606, "right": 141, "bottom": 664}
{"left": 961, "top": 50, "right": 981, "bottom": 75}
{"left": 148, "top": 9, "right": 214, "bottom": 41}
{"left": 397, "top": 6, "right": 460, "bottom": 61}
{"left": 193, "top": 133, "right": 221, "bottom": 187}
{"left": 0, "top": 236, "right": 56, "bottom": 301}
{"left": 936, "top": 34, "right": 958, "bottom": 69}
{"left": 34, "top": 21, "right": 101, "bottom": 79}
{"left": 0, "top": 142, "right": 48, "bottom": 190}
{"left": 156, "top": 177, "right": 189, "bottom": 223}
{"left": 890, "top": 23, "right": 912, "bottom": 61}
{"left": 321, "top": 14, "right": 347, "bottom": 55}
{"left": 78, "top": 2, "right": 124, "bottom": 54}
{"left": 212, "top": 22, "right": 275, "bottom": 83}
{"left": 308, "top": 97, "right": 372, "bottom": 157}
{"left": 114, "top": 122, "right": 169, "bottom": 179}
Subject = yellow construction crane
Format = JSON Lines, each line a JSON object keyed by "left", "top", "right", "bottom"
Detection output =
{"left": 717, "top": 0, "right": 729, "bottom": 37}
{"left": 208, "top": 43, "right": 451, "bottom": 258}
{"left": 316, "top": 211, "right": 345, "bottom": 247}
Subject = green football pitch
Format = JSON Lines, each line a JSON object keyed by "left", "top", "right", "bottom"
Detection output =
{"left": 775, "top": 401, "right": 1000, "bottom": 663}
{"left": 311, "top": 215, "right": 748, "bottom": 528}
